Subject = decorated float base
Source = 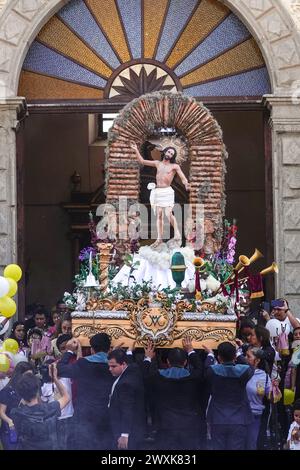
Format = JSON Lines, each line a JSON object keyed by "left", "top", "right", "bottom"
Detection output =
{"left": 71, "top": 299, "right": 237, "bottom": 349}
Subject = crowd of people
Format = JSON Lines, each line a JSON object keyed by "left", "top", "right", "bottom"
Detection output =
{"left": 0, "top": 299, "right": 300, "bottom": 451}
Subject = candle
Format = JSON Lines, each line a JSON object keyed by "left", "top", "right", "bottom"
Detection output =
{"left": 89, "top": 250, "right": 92, "bottom": 273}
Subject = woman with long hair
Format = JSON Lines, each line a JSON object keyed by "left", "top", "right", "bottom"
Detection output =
{"left": 247, "top": 325, "right": 275, "bottom": 373}
{"left": 245, "top": 346, "right": 271, "bottom": 449}
{"left": 9, "top": 321, "right": 28, "bottom": 348}
{"left": 51, "top": 313, "right": 72, "bottom": 358}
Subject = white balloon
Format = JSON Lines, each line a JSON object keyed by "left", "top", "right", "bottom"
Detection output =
{"left": 0, "top": 276, "right": 9, "bottom": 298}
{"left": 266, "top": 318, "right": 282, "bottom": 338}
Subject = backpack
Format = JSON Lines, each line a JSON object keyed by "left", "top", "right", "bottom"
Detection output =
{"left": 11, "top": 402, "right": 60, "bottom": 450}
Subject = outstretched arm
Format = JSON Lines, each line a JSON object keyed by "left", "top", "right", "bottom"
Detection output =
{"left": 175, "top": 165, "right": 190, "bottom": 191}
{"left": 130, "top": 142, "right": 158, "bottom": 168}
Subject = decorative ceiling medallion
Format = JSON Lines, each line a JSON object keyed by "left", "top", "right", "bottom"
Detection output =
{"left": 107, "top": 63, "right": 178, "bottom": 101}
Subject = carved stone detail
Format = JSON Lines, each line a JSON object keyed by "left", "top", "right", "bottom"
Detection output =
{"left": 272, "top": 39, "right": 299, "bottom": 68}
{"left": 0, "top": 43, "right": 11, "bottom": 73}
{"left": 242, "top": 0, "right": 273, "bottom": 17}
{"left": 0, "top": 12, "right": 26, "bottom": 45}
{"left": 259, "top": 11, "right": 290, "bottom": 41}
{"left": 287, "top": 0, "right": 300, "bottom": 30}
{"left": 0, "top": 235, "right": 9, "bottom": 266}
{"left": 0, "top": 155, "right": 7, "bottom": 169}
{"left": 284, "top": 233, "right": 300, "bottom": 262}
{"left": 283, "top": 201, "right": 300, "bottom": 229}
{"left": 283, "top": 168, "right": 300, "bottom": 197}
{"left": 0, "top": 202, "right": 8, "bottom": 233}
{"left": 285, "top": 265, "right": 300, "bottom": 294}
{"left": 282, "top": 136, "right": 300, "bottom": 164}
{"left": 13, "top": 0, "right": 43, "bottom": 20}
{"left": 0, "top": 169, "right": 7, "bottom": 201}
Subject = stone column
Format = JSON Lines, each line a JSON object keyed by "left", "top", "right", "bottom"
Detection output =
{"left": 0, "top": 98, "right": 26, "bottom": 271}
{"left": 264, "top": 95, "right": 300, "bottom": 315}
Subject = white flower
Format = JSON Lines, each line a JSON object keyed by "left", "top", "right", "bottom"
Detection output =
{"left": 147, "top": 182, "right": 156, "bottom": 190}
{"left": 206, "top": 275, "right": 221, "bottom": 292}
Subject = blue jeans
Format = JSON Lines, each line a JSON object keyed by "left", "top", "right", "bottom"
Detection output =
{"left": 246, "top": 414, "right": 262, "bottom": 450}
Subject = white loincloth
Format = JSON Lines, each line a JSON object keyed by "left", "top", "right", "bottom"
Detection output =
{"left": 149, "top": 186, "right": 174, "bottom": 214}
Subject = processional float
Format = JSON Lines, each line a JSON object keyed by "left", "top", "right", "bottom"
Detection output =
{"left": 65, "top": 91, "right": 278, "bottom": 348}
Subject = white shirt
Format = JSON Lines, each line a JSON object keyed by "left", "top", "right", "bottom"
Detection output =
{"left": 279, "top": 316, "right": 300, "bottom": 335}
{"left": 108, "top": 366, "right": 129, "bottom": 438}
{"left": 41, "top": 377, "right": 74, "bottom": 419}
{"left": 108, "top": 366, "right": 128, "bottom": 408}
{"left": 287, "top": 421, "right": 300, "bottom": 450}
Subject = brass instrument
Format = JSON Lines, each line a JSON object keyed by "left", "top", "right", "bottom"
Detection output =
{"left": 234, "top": 255, "right": 250, "bottom": 273}
{"left": 193, "top": 257, "right": 205, "bottom": 267}
{"left": 219, "top": 249, "right": 264, "bottom": 291}
{"left": 225, "top": 261, "right": 278, "bottom": 288}
{"left": 260, "top": 262, "right": 278, "bottom": 276}
{"left": 248, "top": 248, "right": 263, "bottom": 265}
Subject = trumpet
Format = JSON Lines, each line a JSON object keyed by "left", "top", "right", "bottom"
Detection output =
{"left": 237, "top": 249, "right": 263, "bottom": 273}
{"left": 221, "top": 255, "right": 249, "bottom": 288}
{"left": 234, "top": 255, "right": 250, "bottom": 273}
{"left": 193, "top": 257, "right": 205, "bottom": 268}
{"left": 222, "top": 249, "right": 264, "bottom": 287}
{"left": 260, "top": 262, "right": 278, "bottom": 276}
{"left": 225, "top": 261, "right": 278, "bottom": 288}
{"left": 248, "top": 248, "right": 264, "bottom": 265}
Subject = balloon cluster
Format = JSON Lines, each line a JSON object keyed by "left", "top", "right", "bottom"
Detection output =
{"left": 0, "top": 338, "right": 23, "bottom": 373}
{"left": 0, "top": 264, "right": 22, "bottom": 319}
{"left": 0, "top": 265, "right": 23, "bottom": 374}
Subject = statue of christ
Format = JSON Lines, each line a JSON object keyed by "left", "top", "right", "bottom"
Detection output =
{"left": 130, "top": 142, "right": 190, "bottom": 248}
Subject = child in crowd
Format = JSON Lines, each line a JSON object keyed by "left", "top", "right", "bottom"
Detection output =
{"left": 287, "top": 400, "right": 300, "bottom": 450}
{"left": 11, "top": 364, "right": 69, "bottom": 450}
{"left": 41, "top": 356, "right": 74, "bottom": 450}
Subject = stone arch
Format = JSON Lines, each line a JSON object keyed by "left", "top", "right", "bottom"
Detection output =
{"left": 106, "top": 91, "right": 226, "bottom": 243}
{"left": 0, "top": 0, "right": 300, "bottom": 97}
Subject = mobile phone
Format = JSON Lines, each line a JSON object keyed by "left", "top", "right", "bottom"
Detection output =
{"left": 271, "top": 299, "right": 285, "bottom": 309}
{"left": 9, "top": 426, "right": 17, "bottom": 444}
{"left": 261, "top": 301, "right": 270, "bottom": 313}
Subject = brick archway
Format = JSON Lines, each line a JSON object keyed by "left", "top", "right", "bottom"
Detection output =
{"left": 106, "top": 91, "right": 227, "bottom": 242}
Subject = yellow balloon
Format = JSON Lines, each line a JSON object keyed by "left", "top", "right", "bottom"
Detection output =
{"left": 4, "top": 264, "right": 22, "bottom": 282}
{"left": 6, "top": 277, "right": 18, "bottom": 297}
{"left": 2, "top": 338, "right": 19, "bottom": 355}
{"left": 0, "top": 296, "right": 16, "bottom": 318}
{"left": 0, "top": 352, "right": 10, "bottom": 372}
{"left": 284, "top": 388, "right": 295, "bottom": 406}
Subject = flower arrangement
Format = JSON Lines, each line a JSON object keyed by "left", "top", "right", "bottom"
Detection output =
{"left": 62, "top": 210, "right": 251, "bottom": 315}
{"left": 220, "top": 219, "right": 238, "bottom": 264}
{"left": 74, "top": 247, "right": 99, "bottom": 288}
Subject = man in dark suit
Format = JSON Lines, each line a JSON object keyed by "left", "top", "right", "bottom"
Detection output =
{"left": 205, "top": 341, "right": 254, "bottom": 450}
{"left": 57, "top": 333, "right": 113, "bottom": 450}
{"left": 142, "top": 338, "right": 205, "bottom": 450}
{"left": 108, "top": 348, "right": 146, "bottom": 450}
